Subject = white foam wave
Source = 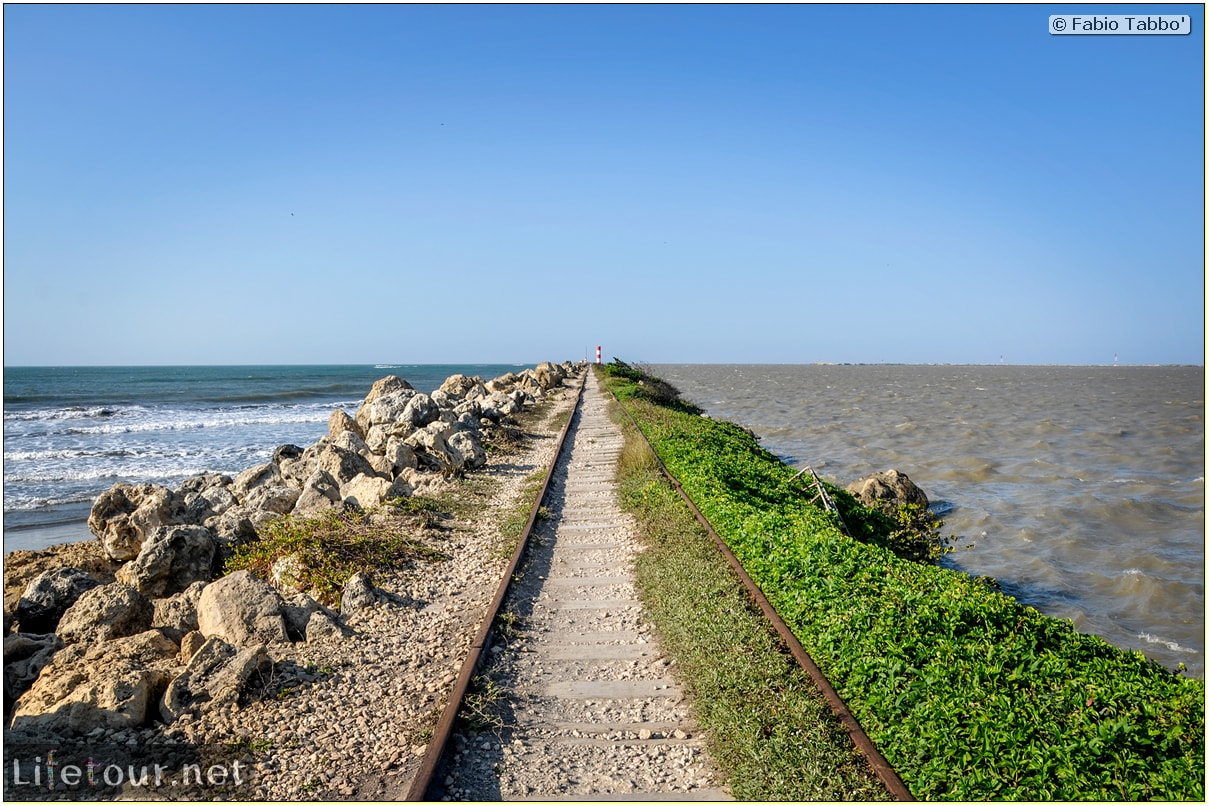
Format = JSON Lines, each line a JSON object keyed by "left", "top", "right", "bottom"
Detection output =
{"left": 1137, "top": 632, "right": 1199, "bottom": 655}
{"left": 5, "top": 405, "right": 137, "bottom": 422}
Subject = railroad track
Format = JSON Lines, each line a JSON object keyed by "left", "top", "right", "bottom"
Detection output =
{"left": 406, "top": 369, "right": 910, "bottom": 801}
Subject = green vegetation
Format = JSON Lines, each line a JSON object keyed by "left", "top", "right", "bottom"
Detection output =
{"left": 226, "top": 507, "right": 446, "bottom": 606}
{"left": 602, "top": 361, "right": 1205, "bottom": 801}
{"left": 611, "top": 401, "right": 890, "bottom": 800}
{"left": 494, "top": 468, "right": 550, "bottom": 558}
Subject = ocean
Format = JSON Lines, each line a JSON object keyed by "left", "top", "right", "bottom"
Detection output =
{"left": 651, "top": 364, "right": 1205, "bottom": 677}
{"left": 2, "top": 364, "right": 525, "bottom": 552}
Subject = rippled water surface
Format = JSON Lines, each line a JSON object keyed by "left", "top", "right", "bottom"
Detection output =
{"left": 652, "top": 364, "right": 1205, "bottom": 676}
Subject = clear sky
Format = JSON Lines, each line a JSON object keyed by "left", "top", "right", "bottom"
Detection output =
{"left": 3, "top": 4, "right": 1204, "bottom": 366}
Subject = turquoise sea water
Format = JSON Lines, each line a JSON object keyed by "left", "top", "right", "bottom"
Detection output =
{"left": 3, "top": 364, "right": 524, "bottom": 550}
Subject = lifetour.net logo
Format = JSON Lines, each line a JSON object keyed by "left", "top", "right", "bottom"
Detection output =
{"left": 4, "top": 742, "right": 255, "bottom": 798}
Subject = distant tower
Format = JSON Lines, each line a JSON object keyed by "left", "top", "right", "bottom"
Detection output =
{"left": 596, "top": 345, "right": 602, "bottom": 365}
{"left": 1114, "top": 353, "right": 1119, "bottom": 366}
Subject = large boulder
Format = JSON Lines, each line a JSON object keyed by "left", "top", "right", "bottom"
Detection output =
{"left": 205, "top": 505, "right": 260, "bottom": 546}
{"left": 115, "top": 525, "right": 217, "bottom": 598}
{"left": 232, "top": 462, "right": 299, "bottom": 514}
{"left": 534, "top": 361, "right": 566, "bottom": 390}
{"left": 355, "top": 381, "right": 417, "bottom": 434}
{"left": 486, "top": 372, "right": 520, "bottom": 393}
{"left": 15, "top": 568, "right": 101, "bottom": 634}
{"left": 480, "top": 390, "right": 522, "bottom": 422}
{"left": 846, "top": 469, "right": 930, "bottom": 510}
{"left": 160, "top": 636, "right": 271, "bottom": 724}
{"left": 88, "top": 482, "right": 180, "bottom": 562}
{"left": 4, "top": 633, "right": 63, "bottom": 715}
{"left": 341, "top": 473, "right": 392, "bottom": 510}
{"left": 369, "top": 439, "right": 419, "bottom": 479}
{"left": 275, "top": 444, "right": 312, "bottom": 489}
{"left": 327, "top": 409, "right": 362, "bottom": 440}
{"left": 57, "top": 583, "right": 153, "bottom": 644}
{"left": 174, "top": 473, "right": 236, "bottom": 524}
{"left": 448, "top": 430, "right": 487, "bottom": 471}
{"left": 310, "top": 441, "right": 380, "bottom": 489}
{"left": 400, "top": 393, "right": 440, "bottom": 429}
{"left": 9, "top": 629, "right": 178, "bottom": 736}
{"left": 196, "top": 571, "right": 289, "bottom": 646}
{"left": 291, "top": 469, "right": 343, "bottom": 516}
{"left": 439, "top": 374, "right": 486, "bottom": 401}
{"left": 404, "top": 421, "right": 459, "bottom": 471}
{"left": 151, "top": 580, "right": 207, "bottom": 641}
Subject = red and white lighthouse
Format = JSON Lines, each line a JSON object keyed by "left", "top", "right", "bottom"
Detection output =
{"left": 595, "top": 345, "right": 602, "bottom": 365}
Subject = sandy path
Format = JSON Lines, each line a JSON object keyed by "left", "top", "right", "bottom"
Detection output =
{"left": 435, "top": 371, "right": 729, "bottom": 801}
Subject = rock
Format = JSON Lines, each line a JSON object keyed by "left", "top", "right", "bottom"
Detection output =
{"left": 439, "top": 374, "right": 487, "bottom": 400}
{"left": 88, "top": 482, "right": 180, "bottom": 562}
{"left": 197, "top": 571, "right": 289, "bottom": 646}
{"left": 453, "top": 399, "right": 483, "bottom": 421}
{"left": 233, "top": 462, "right": 282, "bottom": 499}
{"left": 205, "top": 506, "right": 260, "bottom": 546}
{"left": 57, "top": 583, "right": 153, "bottom": 644}
{"left": 304, "top": 609, "right": 346, "bottom": 643}
{"left": 241, "top": 483, "right": 300, "bottom": 515}
{"left": 233, "top": 462, "right": 299, "bottom": 514}
{"left": 276, "top": 443, "right": 314, "bottom": 488}
{"left": 404, "top": 422, "right": 459, "bottom": 471}
{"left": 340, "top": 572, "right": 381, "bottom": 617}
{"left": 846, "top": 469, "right": 929, "bottom": 510}
{"left": 364, "top": 422, "right": 414, "bottom": 454}
{"left": 312, "top": 442, "right": 380, "bottom": 489}
{"left": 328, "top": 409, "right": 363, "bottom": 440}
{"left": 369, "top": 439, "right": 418, "bottom": 478}
{"left": 15, "top": 568, "right": 101, "bottom": 634}
{"left": 4, "top": 633, "right": 63, "bottom": 714}
{"left": 292, "top": 469, "right": 343, "bottom": 516}
{"left": 341, "top": 473, "right": 391, "bottom": 509}
{"left": 9, "top": 630, "right": 178, "bottom": 736}
{"left": 333, "top": 429, "right": 372, "bottom": 458}
{"left": 152, "top": 581, "right": 207, "bottom": 640}
{"left": 281, "top": 593, "right": 325, "bottom": 640}
{"left": 486, "top": 372, "right": 519, "bottom": 393}
{"left": 177, "top": 630, "right": 207, "bottom": 664}
{"left": 355, "top": 384, "right": 418, "bottom": 435}
{"left": 356, "top": 375, "right": 414, "bottom": 418}
{"left": 480, "top": 391, "right": 521, "bottom": 422}
{"left": 448, "top": 430, "right": 487, "bottom": 470}
{"left": 400, "top": 393, "right": 439, "bottom": 429}
{"left": 160, "top": 636, "right": 271, "bottom": 724}
{"left": 115, "top": 525, "right": 217, "bottom": 598}
{"left": 385, "top": 475, "right": 414, "bottom": 501}
{"left": 534, "top": 361, "right": 566, "bottom": 390}
{"left": 174, "top": 473, "right": 237, "bottom": 523}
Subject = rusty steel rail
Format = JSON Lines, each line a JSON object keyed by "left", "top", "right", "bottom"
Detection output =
{"left": 404, "top": 370, "right": 586, "bottom": 801}
{"left": 605, "top": 375, "right": 915, "bottom": 802}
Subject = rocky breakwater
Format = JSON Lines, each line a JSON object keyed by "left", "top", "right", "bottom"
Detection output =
{"left": 3, "top": 362, "right": 577, "bottom": 795}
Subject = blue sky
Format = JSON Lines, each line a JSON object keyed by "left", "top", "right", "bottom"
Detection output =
{"left": 4, "top": 4, "right": 1204, "bottom": 365}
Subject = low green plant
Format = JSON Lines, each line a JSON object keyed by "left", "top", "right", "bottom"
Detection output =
{"left": 459, "top": 675, "right": 506, "bottom": 732}
{"left": 225, "top": 508, "right": 445, "bottom": 606}
{"left": 225, "top": 736, "right": 273, "bottom": 754}
{"left": 494, "top": 469, "right": 548, "bottom": 557}
{"left": 609, "top": 396, "right": 889, "bottom": 800}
